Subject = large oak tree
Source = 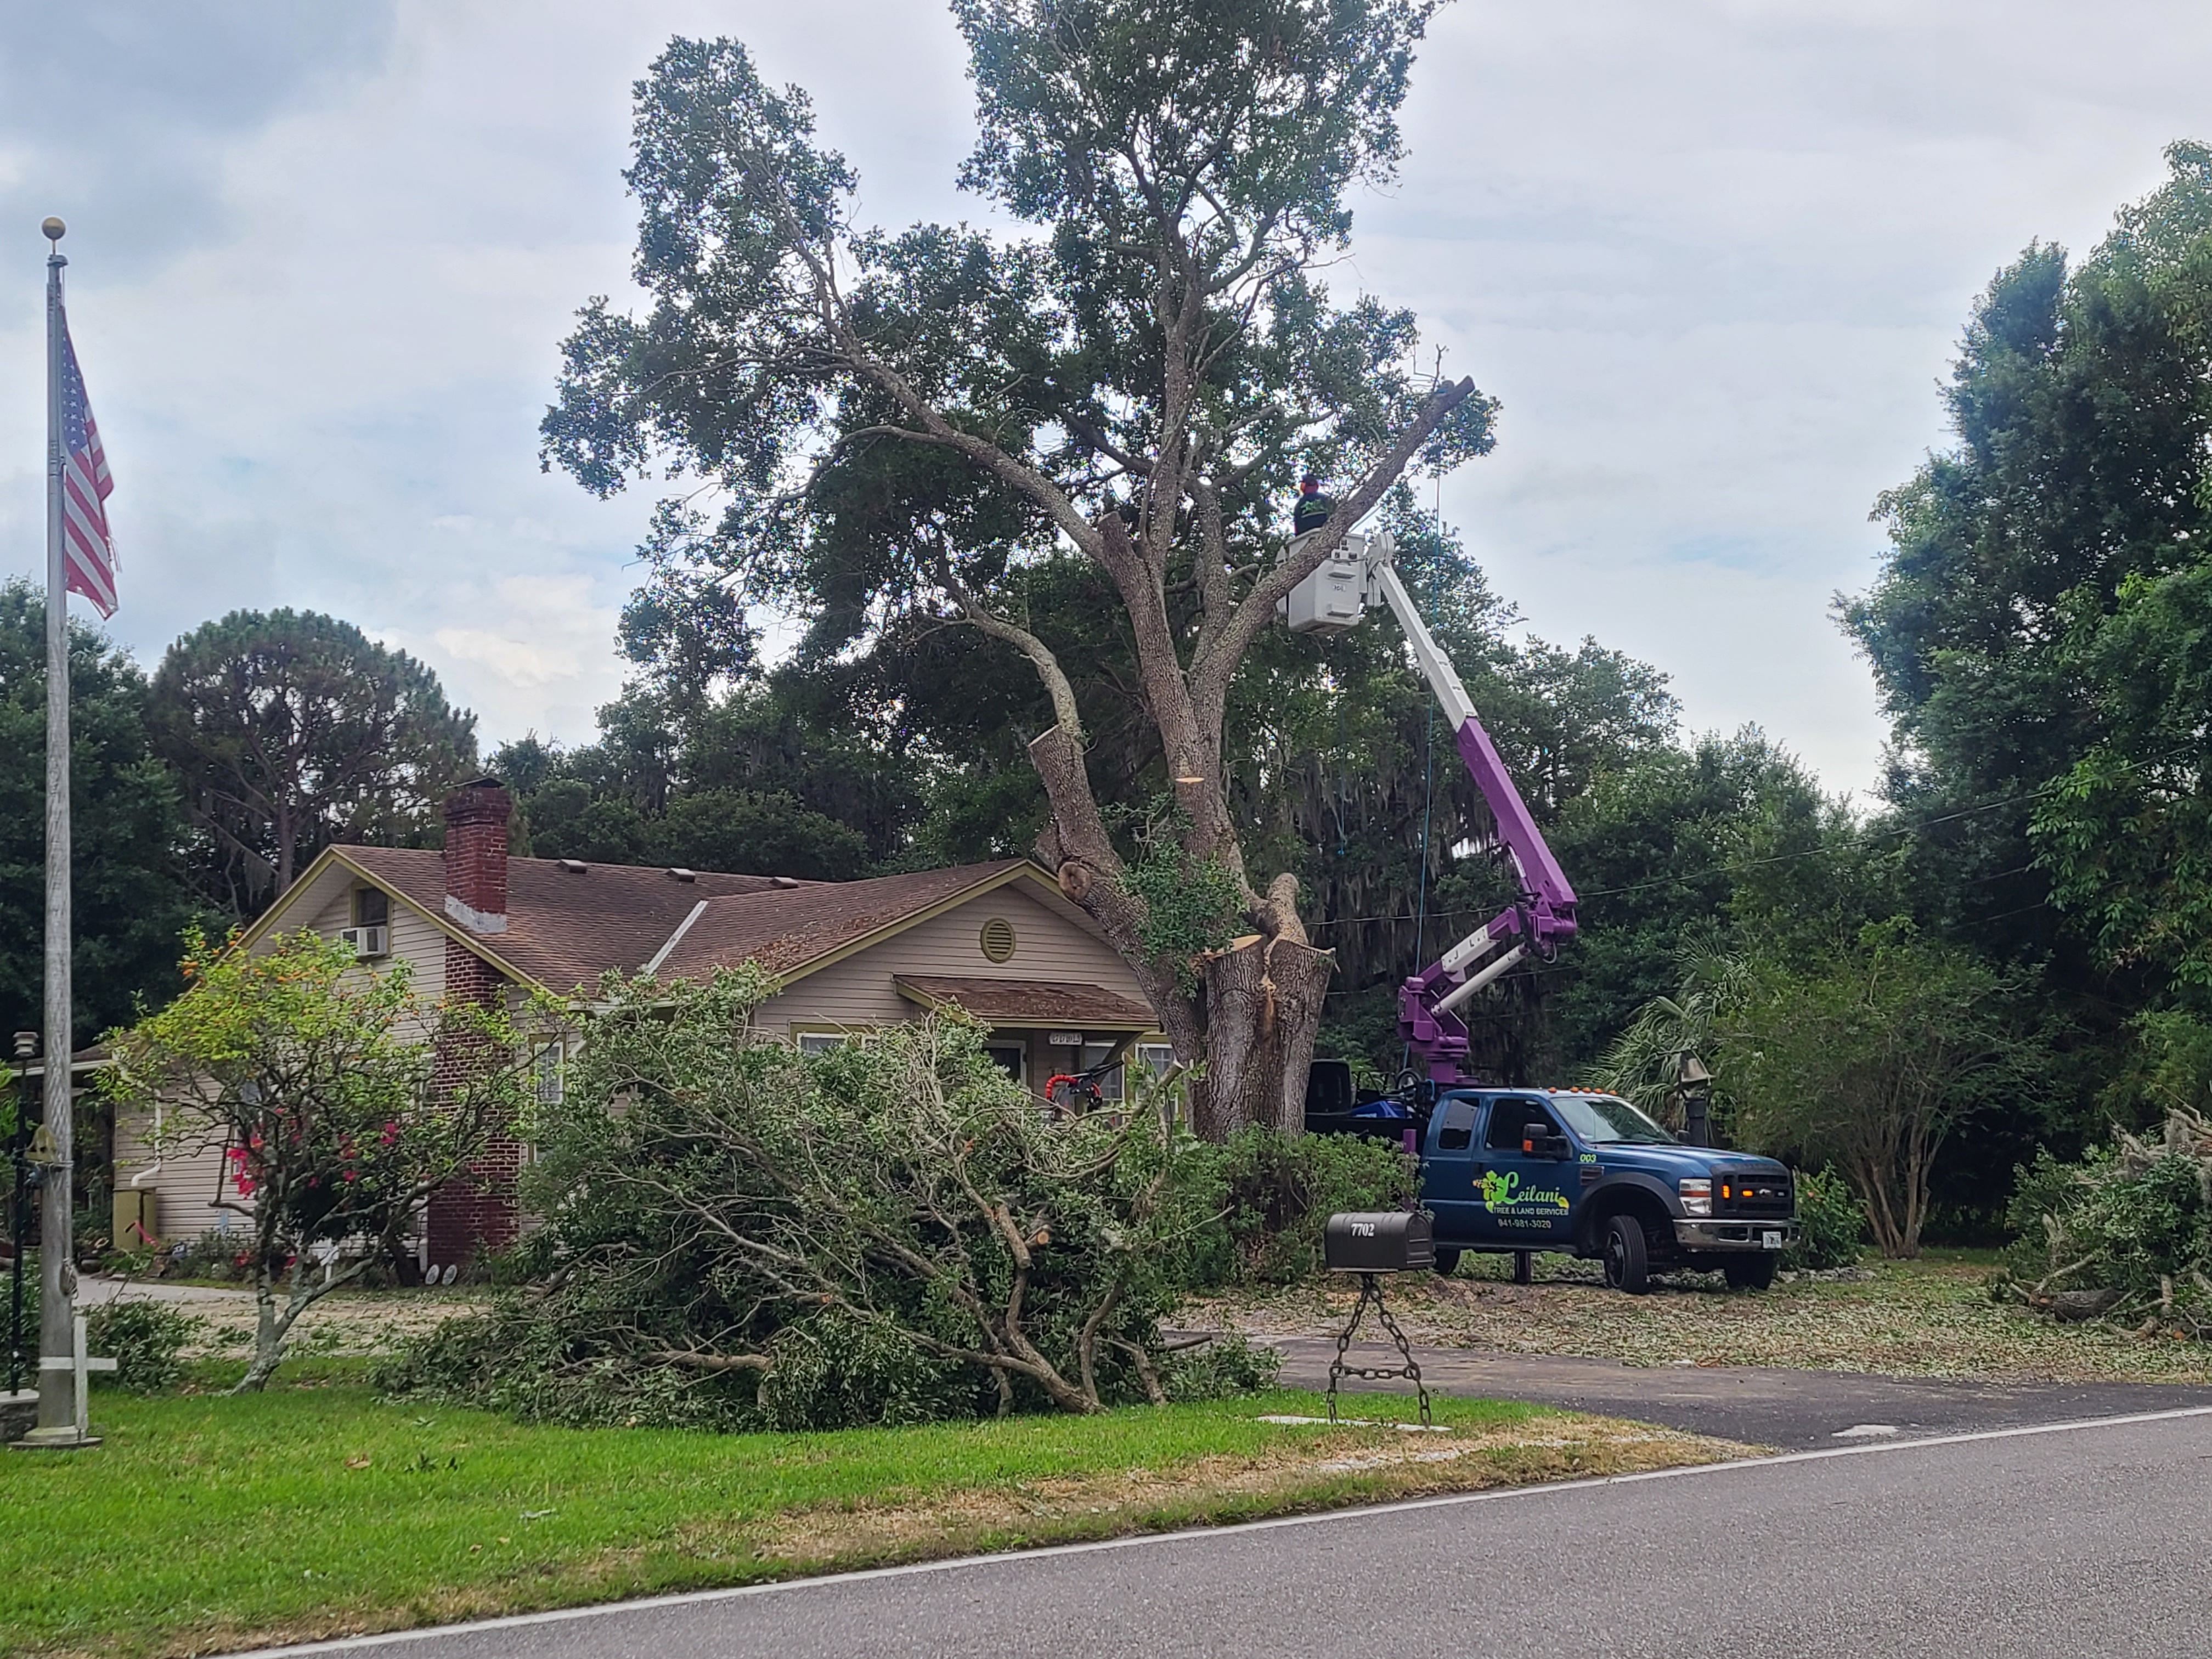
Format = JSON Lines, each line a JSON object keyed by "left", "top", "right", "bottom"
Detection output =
{"left": 545, "top": 2, "right": 1494, "bottom": 1133}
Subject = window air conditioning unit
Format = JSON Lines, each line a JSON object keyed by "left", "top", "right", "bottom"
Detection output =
{"left": 338, "top": 925, "right": 390, "bottom": 959}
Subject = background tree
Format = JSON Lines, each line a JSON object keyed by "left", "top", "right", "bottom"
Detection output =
{"left": 1726, "top": 923, "right": 2046, "bottom": 1258}
{"left": 103, "top": 928, "right": 532, "bottom": 1391}
{"left": 542, "top": 7, "right": 1494, "bottom": 1135}
{"left": 0, "top": 581, "right": 199, "bottom": 1052}
{"left": 149, "top": 610, "right": 478, "bottom": 917}
{"left": 1842, "top": 142, "right": 2212, "bottom": 1140}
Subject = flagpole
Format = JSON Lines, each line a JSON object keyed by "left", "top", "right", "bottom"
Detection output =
{"left": 28, "top": 215, "right": 80, "bottom": 1444}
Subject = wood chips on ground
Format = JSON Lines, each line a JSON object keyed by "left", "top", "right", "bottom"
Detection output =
{"left": 1190, "top": 1256, "right": 2212, "bottom": 1384}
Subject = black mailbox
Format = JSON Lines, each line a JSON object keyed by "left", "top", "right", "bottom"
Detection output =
{"left": 1324, "top": 1210, "right": 1435, "bottom": 1273}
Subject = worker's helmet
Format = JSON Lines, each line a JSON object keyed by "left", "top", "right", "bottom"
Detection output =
{"left": 1299, "top": 472, "right": 1319, "bottom": 492}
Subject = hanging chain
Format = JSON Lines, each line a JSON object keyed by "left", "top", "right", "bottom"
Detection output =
{"left": 1325, "top": 1271, "right": 1431, "bottom": 1428}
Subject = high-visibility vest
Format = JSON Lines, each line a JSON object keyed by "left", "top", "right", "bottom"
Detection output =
{"left": 1293, "top": 493, "right": 1334, "bottom": 534}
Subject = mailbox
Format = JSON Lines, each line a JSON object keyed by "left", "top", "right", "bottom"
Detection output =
{"left": 1323, "top": 1210, "right": 1434, "bottom": 1273}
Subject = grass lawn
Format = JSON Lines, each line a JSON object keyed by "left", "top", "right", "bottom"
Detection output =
{"left": 0, "top": 1369, "right": 1739, "bottom": 1659}
{"left": 1194, "top": 1251, "right": 2212, "bottom": 1384}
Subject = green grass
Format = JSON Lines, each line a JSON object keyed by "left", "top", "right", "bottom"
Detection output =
{"left": 0, "top": 1380, "right": 1717, "bottom": 1658}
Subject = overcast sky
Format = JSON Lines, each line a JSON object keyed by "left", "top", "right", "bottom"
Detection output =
{"left": 3, "top": 1, "right": 2206, "bottom": 799}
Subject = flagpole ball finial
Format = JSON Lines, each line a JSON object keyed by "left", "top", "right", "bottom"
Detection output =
{"left": 41, "top": 217, "right": 64, "bottom": 243}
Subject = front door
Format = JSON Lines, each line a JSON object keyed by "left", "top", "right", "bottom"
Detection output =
{"left": 1421, "top": 1093, "right": 1485, "bottom": 1245}
{"left": 1472, "top": 1096, "right": 1576, "bottom": 1246}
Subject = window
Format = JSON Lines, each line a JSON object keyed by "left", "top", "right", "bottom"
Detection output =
{"left": 353, "top": 887, "right": 389, "bottom": 928}
{"left": 1437, "top": 1096, "right": 1479, "bottom": 1151}
{"left": 1077, "top": 1042, "right": 1125, "bottom": 1102}
{"left": 1484, "top": 1097, "right": 1558, "bottom": 1151}
{"left": 533, "top": 1042, "right": 564, "bottom": 1106}
{"left": 797, "top": 1032, "right": 851, "bottom": 1056}
{"left": 1550, "top": 1093, "right": 1674, "bottom": 1146}
{"left": 1135, "top": 1042, "right": 1176, "bottom": 1078}
{"left": 986, "top": 1044, "right": 1027, "bottom": 1085}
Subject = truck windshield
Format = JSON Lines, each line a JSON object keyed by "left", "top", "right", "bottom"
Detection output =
{"left": 1551, "top": 1093, "right": 1675, "bottom": 1146}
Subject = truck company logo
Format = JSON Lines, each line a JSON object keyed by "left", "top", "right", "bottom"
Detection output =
{"left": 1479, "top": 1170, "right": 1571, "bottom": 1212}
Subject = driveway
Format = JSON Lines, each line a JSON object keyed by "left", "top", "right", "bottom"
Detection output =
{"left": 84, "top": 1275, "right": 485, "bottom": 1357}
{"left": 235, "top": 1406, "right": 2212, "bottom": 1658}
{"left": 1267, "top": 1335, "right": 2212, "bottom": 1448}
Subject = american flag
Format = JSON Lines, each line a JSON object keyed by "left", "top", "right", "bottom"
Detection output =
{"left": 57, "top": 307, "right": 117, "bottom": 618}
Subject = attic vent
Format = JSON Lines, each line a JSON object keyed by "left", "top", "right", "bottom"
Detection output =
{"left": 558, "top": 859, "right": 589, "bottom": 874}
{"left": 979, "top": 916, "right": 1017, "bottom": 963}
{"left": 771, "top": 876, "right": 802, "bottom": 889}
{"left": 666, "top": 867, "right": 696, "bottom": 883}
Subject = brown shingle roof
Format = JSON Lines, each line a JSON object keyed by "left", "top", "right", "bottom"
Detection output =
{"left": 332, "top": 847, "right": 1037, "bottom": 993}
{"left": 893, "top": 975, "right": 1157, "bottom": 1029}
{"left": 654, "top": 861, "right": 1034, "bottom": 981}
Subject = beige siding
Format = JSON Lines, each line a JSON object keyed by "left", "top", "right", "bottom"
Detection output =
{"left": 296, "top": 869, "right": 450, "bottom": 1006}
{"left": 118, "top": 864, "right": 471, "bottom": 1235}
{"left": 751, "top": 884, "right": 1153, "bottom": 1038}
{"left": 112, "top": 1102, "right": 242, "bottom": 1243}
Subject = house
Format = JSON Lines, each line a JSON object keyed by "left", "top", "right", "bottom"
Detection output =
{"left": 112, "top": 777, "right": 1169, "bottom": 1269}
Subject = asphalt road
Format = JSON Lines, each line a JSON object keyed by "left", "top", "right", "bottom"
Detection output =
{"left": 253, "top": 1407, "right": 2212, "bottom": 1659}
{"left": 1268, "top": 1336, "right": 2212, "bottom": 1447}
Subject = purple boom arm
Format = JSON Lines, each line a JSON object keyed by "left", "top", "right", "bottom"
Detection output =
{"left": 1365, "top": 556, "right": 1579, "bottom": 1084}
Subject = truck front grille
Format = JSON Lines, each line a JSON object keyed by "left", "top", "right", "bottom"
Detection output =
{"left": 1717, "top": 1173, "right": 1792, "bottom": 1216}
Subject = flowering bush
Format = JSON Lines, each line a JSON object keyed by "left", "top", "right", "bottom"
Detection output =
{"left": 103, "top": 926, "right": 540, "bottom": 1390}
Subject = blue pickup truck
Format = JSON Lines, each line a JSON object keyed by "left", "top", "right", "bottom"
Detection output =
{"left": 1312, "top": 1085, "right": 1800, "bottom": 1294}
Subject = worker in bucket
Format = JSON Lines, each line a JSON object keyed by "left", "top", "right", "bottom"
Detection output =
{"left": 1293, "top": 472, "right": 1335, "bottom": 536}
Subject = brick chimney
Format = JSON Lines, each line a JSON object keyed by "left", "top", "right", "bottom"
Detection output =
{"left": 428, "top": 775, "right": 518, "bottom": 1276}
{"left": 443, "top": 776, "right": 511, "bottom": 934}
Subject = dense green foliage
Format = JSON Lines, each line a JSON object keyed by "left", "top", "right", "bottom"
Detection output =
{"left": 83, "top": 1299, "right": 198, "bottom": 1395}
{"left": 1571, "top": 144, "right": 2212, "bottom": 1248}
{"left": 1838, "top": 143, "right": 2212, "bottom": 1186}
{"left": 1187, "top": 1127, "right": 1418, "bottom": 1285}
{"left": 149, "top": 609, "right": 478, "bottom": 917}
{"left": 1780, "top": 1169, "right": 1866, "bottom": 1272}
{"left": 0, "top": 583, "right": 199, "bottom": 1053}
{"left": 385, "top": 971, "right": 1268, "bottom": 1429}
{"left": 1997, "top": 1109, "right": 2212, "bottom": 1335}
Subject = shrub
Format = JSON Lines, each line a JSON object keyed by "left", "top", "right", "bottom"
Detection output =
{"left": 1994, "top": 1108, "right": 2212, "bottom": 1334}
{"left": 1186, "top": 1128, "right": 1417, "bottom": 1287}
{"left": 85, "top": 1300, "right": 199, "bottom": 1394}
{"left": 1782, "top": 1168, "right": 1866, "bottom": 1271}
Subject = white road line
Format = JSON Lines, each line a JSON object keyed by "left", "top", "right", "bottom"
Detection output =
{"left": 234, "top": 1403, "right": 2212, "bottom": 1657}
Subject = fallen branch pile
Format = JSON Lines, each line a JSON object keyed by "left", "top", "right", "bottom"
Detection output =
{"left": 1999, "top": 1108, "right": 2212, "bottom": 1338}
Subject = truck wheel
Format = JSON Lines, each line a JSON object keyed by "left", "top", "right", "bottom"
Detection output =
{"left": 1724, "top": 1255, "right": 1778, "bottom": 1291}
{"left": 1602, "top": 1214, "right": 1650, "bottom": 1295}
{"left": 1432, "top": 1247, "right": 1463, "bottom": 1277}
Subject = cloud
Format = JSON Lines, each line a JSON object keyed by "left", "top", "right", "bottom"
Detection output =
{"left": 0, "top": 3, "right": 400, "bottom": 279}
{"left": 0, "top": 0, "right": 2206, "bottom": 802}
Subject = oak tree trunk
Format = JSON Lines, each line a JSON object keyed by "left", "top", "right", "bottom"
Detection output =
{"left": 1194, "top": 936, "right": 1334, "bottom": 1137}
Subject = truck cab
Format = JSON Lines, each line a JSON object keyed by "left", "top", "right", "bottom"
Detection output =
{"left": 1322, "top": 1085, "right": 1800, "bottom": 1293}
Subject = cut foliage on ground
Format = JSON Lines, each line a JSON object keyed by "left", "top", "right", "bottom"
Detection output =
{"left": 1192, "top": 1252, "right": 2212, "bottom": 1385}
{"left": 0, "top": 1381, "right": 1740, "bottom": 1659}
{"left": 1995, "top": 1108, "right": 2212, "bottom": 1336}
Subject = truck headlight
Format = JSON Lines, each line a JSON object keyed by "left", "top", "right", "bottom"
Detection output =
{"left": 1678, "top": 1178, "right": 1712, "bottom": 1217}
